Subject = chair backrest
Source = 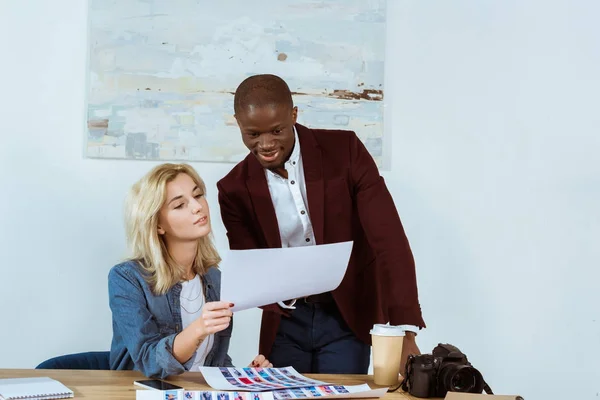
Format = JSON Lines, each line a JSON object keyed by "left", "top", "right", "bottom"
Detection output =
{"left": 35, "top": 351, "right": 111, "bottom": 370}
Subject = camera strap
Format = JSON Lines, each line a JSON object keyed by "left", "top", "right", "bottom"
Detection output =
{"left": 483, "top": 380, "right": 494, "bottom": 395}
{"left": 399, "top": 355, "right": 415, "bottom": 393}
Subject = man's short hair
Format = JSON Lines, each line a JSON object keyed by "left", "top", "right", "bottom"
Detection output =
{"left": 234, "top": 74, "right": 294, "bottom": 114}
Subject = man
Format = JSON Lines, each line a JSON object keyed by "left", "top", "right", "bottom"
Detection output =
{"left": 217, "top": 74, "right": 425, "bottom": 374}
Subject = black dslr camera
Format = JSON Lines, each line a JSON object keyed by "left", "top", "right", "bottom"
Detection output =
{"left": 401, "top": 343, "right": 492, "bottom": 398}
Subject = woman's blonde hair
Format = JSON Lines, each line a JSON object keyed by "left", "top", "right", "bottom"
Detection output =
{"left": 124, "top": 163, "right": 221, "bottom": 295}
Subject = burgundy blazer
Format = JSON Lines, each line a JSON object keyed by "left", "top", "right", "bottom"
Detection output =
{"left": 217, "top": 123, "right": 425, "bottom": 357}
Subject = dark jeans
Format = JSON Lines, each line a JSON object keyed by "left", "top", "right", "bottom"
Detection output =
{"left": 269, "top": 301, "right": 370, "bottom": 374}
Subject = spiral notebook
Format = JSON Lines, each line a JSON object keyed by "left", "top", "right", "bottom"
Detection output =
{"left": 0, "top": 377, "right": 73, "bottom": 400}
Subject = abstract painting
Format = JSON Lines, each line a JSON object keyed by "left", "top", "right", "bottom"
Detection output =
{"left": 86, "top": 0, "right": 387, "bottom": 166}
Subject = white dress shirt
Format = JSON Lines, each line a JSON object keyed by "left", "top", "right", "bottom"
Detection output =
{"left": 265, "top": 128, "right": 315, "bottom": 249}
{"left": 265, "top": 128, "right": 312, "bottom": 310}
{"left": 264, "top": 128, "right": 419, "bottom": 334}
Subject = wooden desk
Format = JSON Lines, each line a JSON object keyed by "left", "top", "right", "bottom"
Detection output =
{"left": 0, "top": 370, "right": 416, "bottom": 400}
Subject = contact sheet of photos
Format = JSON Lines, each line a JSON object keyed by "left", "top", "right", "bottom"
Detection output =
{"left": 203, "top": 367, "right": 329, "bottom": 391}
{"left": 140, "top": 384, "right": 384, "bottom": 400}
{"left": 182, "top": 391, "right": 272, "bottom": 400}
{"left": 270, "top": 384, "right": 372, "bottom": 399}
{"left": 136, "top": 368, "right": 387, "bottom": 400}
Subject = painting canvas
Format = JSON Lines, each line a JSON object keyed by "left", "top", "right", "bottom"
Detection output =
{"left": 86, "top": 0, "right": 388, "bottom": 167}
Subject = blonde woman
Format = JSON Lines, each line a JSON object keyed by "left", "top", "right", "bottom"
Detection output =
{"left": 108, "top": 163, "right": 271, "bottom": 378}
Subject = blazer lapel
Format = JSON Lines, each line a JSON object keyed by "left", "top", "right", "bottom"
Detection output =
{"left": 297, "top": 124, "right": 325, "bottom": 245}
{"left": 246, "top": 155, "right": 282, "bottom": 248}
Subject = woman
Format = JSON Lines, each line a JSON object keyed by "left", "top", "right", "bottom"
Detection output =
{"left": 108, "top": 163, "right": 271, "bottom": 378}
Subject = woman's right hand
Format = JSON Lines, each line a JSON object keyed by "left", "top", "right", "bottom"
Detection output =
{"left": 194, "top": 301, "right": 233, "bottom": 340}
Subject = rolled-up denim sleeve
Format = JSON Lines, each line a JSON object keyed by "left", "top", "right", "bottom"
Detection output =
{"left": 219, "top": 328, "right": 235, "bottom": 368}
{"left": 109, "top": 266, "right": 196, "bottom": 378}
{"left": 224, "top": 353, "right": 234, "bottom": 367}
{"left": 219, "top": 322, "right": 235, "bottom": 367}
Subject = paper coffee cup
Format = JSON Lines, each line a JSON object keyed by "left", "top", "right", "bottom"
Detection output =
{"left": 370, "top": 324, "right": 405, "bottom": 386}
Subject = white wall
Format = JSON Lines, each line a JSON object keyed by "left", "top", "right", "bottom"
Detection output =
{"left": 1, "top": 1, "right": 599, "bottom": 400}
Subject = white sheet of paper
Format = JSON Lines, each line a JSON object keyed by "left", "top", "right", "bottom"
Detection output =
{"left": 220, "top": 241, "right": 353, "bottom": 312}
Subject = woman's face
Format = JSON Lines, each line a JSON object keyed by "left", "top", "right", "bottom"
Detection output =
{"left": 157, "top": 173, "right": 211, "bottom": 242}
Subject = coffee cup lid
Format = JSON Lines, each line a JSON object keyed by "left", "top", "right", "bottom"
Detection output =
{"left": 370, "top": 323, "right": 406, "bottom": 337}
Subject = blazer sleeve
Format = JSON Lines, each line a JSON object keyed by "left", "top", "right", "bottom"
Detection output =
{"left": 217, "top": 181, "right": 289, "bottom": 317}
{"left": 217, "top": 181, "right": 261, "bottom": 251}
{"left": 348, "top": 132, "right": 426, "bottom": 328}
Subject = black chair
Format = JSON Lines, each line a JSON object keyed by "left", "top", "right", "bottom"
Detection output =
{"left": 35, "top": 351, "right": 111, "bottom": 370}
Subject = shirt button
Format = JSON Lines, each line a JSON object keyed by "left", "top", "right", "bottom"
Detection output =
{"left": 301, "top": 210, "right": 306, "bottom": 215}
{"left": 290, "top": 180, "right": 295, "bottom": 185}
{"left": 305, "top": 238, "right": 310, "bottom": 242}
{"left": 293, "top": 161, "right": 296, "bottom": 165}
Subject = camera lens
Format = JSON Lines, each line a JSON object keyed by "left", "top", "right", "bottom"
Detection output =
{"left": 451, "top": 369, "right": 476, "bottom": 390}
{"left": 440, "top": 364, "right": 485, "bottom": 393}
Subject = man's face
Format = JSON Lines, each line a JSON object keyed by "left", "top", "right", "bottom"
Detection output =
{"left": 235, "top": 105, "right": 297, "bottom": 171}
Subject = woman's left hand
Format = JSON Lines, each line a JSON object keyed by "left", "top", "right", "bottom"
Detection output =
{"left": 249, "top": 354, "right": 273, "bottom": 368}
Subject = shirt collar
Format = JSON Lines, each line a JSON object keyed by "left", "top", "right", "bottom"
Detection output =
{"left": 265, "top": 126, "right": 301, "bottom": 179}
{"left": 287, "top": 125, "right": 301, "bottom": 165}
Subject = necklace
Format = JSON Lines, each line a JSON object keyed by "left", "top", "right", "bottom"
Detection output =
{"left": 181, "top": 276, "right": 202, "bottom": 302}
{"left": 180, "top": 301, "right": 203, "bottom": 314}
{"left": 181, "top": 286, "right": 202, "bottom": 302}
{"left": 180, "top": 286, "right": 204, "bottom": 314}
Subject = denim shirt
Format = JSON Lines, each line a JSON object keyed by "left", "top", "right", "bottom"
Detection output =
{"left": 108, "top": 260, "right": 234, "bottom": 378}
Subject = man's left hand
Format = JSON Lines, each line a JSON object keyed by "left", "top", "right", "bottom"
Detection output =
{"left": 400, "top": 332, "right": 420, "bottom": 377}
